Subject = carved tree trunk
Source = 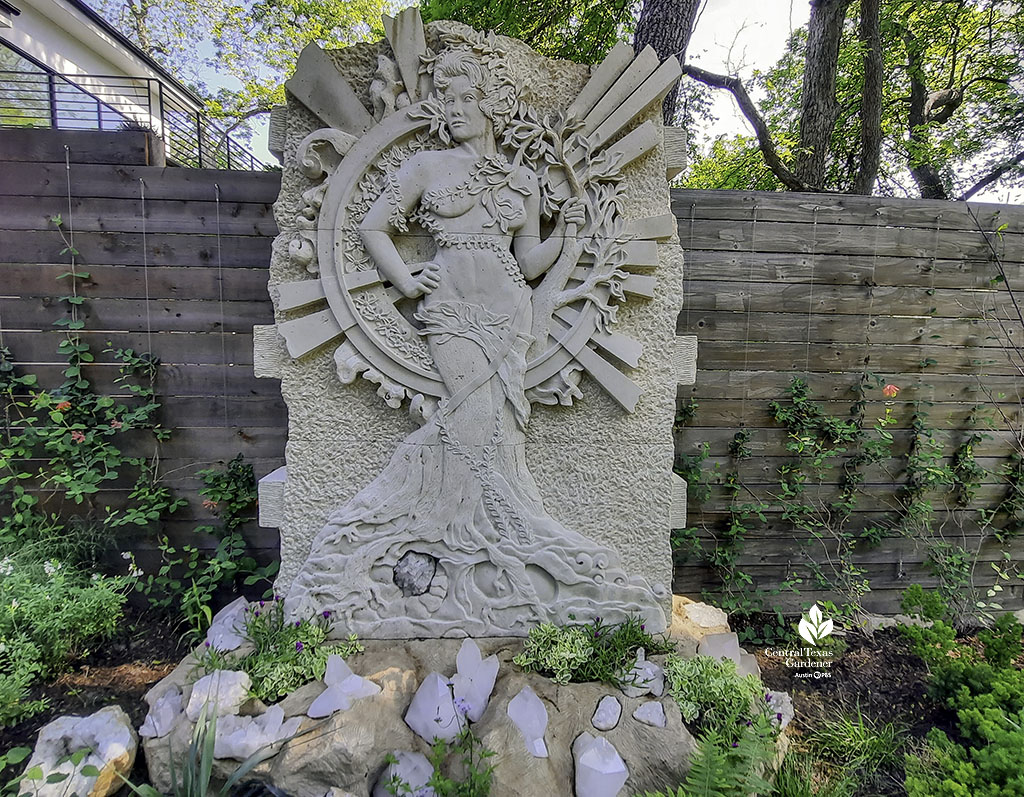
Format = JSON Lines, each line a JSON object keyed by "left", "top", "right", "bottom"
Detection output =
{"left": 633, "top": 0, "right": 702, "bottom": 124}
{"left": 794, "top": 0, "right": 853, "bottom": 187}
{"left": 852, "top": 0, "right": 882, "bottom": 195}
{"left": 905, "top": 31, "right": 949, "bottom": 199}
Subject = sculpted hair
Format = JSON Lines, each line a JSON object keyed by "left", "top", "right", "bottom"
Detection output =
{"left": 432, "top": 48, "right": 517, "bottom": 134}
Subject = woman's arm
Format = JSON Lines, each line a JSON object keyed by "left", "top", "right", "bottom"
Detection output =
{"left": 360, "top": 157, "right": 440, "bottom": 298}
{"left": 514, "top": 176, "right": 585, "bottom": 281}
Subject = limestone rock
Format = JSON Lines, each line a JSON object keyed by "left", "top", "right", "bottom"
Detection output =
{"left": 139, "top": 686, "right": 183, "bottom": 739}
{"left": 372, "top": 751, "right": 435, "bottom": 797}
{"left": 451, "top": 639, "right": 499, "bottom": 723}
{"left": 215, "top": 705, "right": 303, "bottom": 762}
{"left": 405, "top": 672, "right": 465, "bottom": 744}
{"left": 307, "top": 654, "right": 381, "bottom": 718}
{"left": 573, "top": 732, "right": 628, "bottom": 797}
{"left": 768, "top": 691, "right": 795, "bottom": 731}
{"left": 23, "top": 706, "right": 137, "bottom": 797}
{"left": 669, "top": 596, "right": 730, "bottom": 650}
{"left": 632, "top": 701, "right": 666, "bottom": 729}
{"left": 507, "top": 686, "right": 548, "bottom": 758}
{"left": 186, "top": 670, "right": 252, "bottom": 721}
{"left": 591, "top": 696, "right": 622, "bottom": 731}
{"left": 145, "top": 637, "right": 697, "bottom": 797}
{"left": 206, "top": 597, "right": 250, "bottom": 652}
{"left": 618, "top": 648, "right": 664, "bottom": 698}
{"left": 696, "top": 633, "right": 742, "bottom": 667}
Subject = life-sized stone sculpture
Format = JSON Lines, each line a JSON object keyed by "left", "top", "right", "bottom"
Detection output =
{"left": 265, "top": 10, "right": 687, "bottom": 638}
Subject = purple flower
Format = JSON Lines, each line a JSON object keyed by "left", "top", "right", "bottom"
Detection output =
{"left": 259, "top": 600, "right": 265, "bottom": 608}
{"left": 732, "top": 742, "right": 739, "bottom": 748}
{"left": 274, "top": 594, "right": 282, "bottom": 602}
{"left": 254, "top": 610, "right": 260, "bottom": 617}
{"left": 295, "top": 620, "right": 302, "bottom": 628}
{"left": 204, "top": 641, "right": 211, "bottom": 648}
{"left": 322, "top": 610, "right": 331, "bottom": 619}
{"left": 746, "top": 719, "right": 752, "bottom": 726}
{"left": 295, "top": 641, "right": 304, "bottom": 652}
{"left": 777, "top": 713, "right": 783, "bottom": 722}
{"left": 765, "top": 693, "right": 772, "bottom": 703}
{"left": 640, "top": 624, "right": 646, "bottom": 631}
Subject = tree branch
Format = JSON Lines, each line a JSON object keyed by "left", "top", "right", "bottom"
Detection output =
{"left": 958, "top": 151, "right": 1024, "bottom": 201}
{"left": 680, "top": 63, "right": 816, "bottom": 192}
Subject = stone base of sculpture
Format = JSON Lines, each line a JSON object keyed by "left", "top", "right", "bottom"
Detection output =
{"left": 285, "top": 415, "right": 667, "bottom": 637}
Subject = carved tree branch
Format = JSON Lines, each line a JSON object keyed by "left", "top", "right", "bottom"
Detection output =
{"left": 680, "top": 64, "right": 816, "bottom": 192}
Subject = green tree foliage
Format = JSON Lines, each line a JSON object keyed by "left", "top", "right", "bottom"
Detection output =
{"left": 419, "top": 0, "right": 636, "bottom": 63}
{"left": 87, "top": 0, "right": 386, "bottom": 135}
{"left": 685, "top": 0, "right": 1024, "bottom": 199}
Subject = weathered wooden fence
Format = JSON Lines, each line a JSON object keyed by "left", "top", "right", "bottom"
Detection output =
{"left": 4, "top": 130, "right": 1022, "bottom": 613}
{"left": 673, "top": 189, "right": 1024, "bottom": 613}
{"left": 0, "top": 129, "right": 285, "bottom": 565}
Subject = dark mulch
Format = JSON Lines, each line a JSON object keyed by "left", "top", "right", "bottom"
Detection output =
{"left": 745, "top": 623, "right": 958, "bottom": 797}
{"left": 0, "top": 603, "right": 190, "bottom": 778}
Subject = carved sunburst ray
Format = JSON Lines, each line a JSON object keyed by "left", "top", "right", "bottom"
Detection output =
{"left": 274, "top": 11, "right": 680, "bottom": 413}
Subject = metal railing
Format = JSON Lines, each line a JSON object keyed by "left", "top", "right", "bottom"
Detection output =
{"left": 0, "top": 68, "right": 266, "bottom": 171}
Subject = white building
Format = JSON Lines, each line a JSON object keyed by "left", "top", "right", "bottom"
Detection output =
{"left": 0, "top": 0, "right": 262, "bottom": 168}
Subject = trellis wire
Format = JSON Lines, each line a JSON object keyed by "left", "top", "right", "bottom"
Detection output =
{"left": 215, "top": 183, "right": 230, "bottom": 428}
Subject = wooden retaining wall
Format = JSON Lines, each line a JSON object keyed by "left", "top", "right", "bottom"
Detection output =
{"left": 0, "top": 129, "right": 284, "bottom": 566}
{"left": 673, "top": 189, "right": 1024, "bottom": 613}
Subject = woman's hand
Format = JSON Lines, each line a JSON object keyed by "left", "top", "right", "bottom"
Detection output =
{"left": 559, "top": 197, "right": 587, "bottom": 229}
{"left": 400, "top": 261, "right": 441, "bottom": 298}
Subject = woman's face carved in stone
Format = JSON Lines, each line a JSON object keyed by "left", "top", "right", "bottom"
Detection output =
{"left": 441, "top": 75, "right": 489, "bottom": 143}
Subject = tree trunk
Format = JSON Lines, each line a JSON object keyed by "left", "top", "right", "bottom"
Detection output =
{"left": 794, "top": 0, "right": 853, "bottom": 187}
{"left": 905, "top": 31, "right": 949, "bottom": 200}
{"left": 633, "top": 0, "right": 702, "bottom": 125}
{"left": 852, "top": 0, "right": 882, "bottom": 194}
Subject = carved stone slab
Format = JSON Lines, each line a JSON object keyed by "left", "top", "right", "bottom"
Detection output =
{"left": 263, "top": 12, "right": 687, "bottom": 637}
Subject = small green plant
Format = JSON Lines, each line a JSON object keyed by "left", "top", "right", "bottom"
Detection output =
{"left": 978, "top": 612, "right": 1023, "bottom": 668}
{"left": 137, "top": 455, "right": 277, "bottom": 641}
{"left": 385, "top": 726, "right": 495, "bottom": 797}
{"left": 771, "top": 750, "right": 858, "bottom": 797}
{"left": 0, "top": 556, "right": 131, "bottom": 726}
{"left": 806, "top": 703, "right": 906, "bottom": 774}
{"left": 662, "top": 654, "right": 766, "bottom": 738}
{"left": 511, "top": 616, "right": 673, "bottom": 686}
{"left": 194, "top": 599, "right": 363, "bottom": 703}
{"left": 119, "top": 709, "right": 275, "bottom": 797}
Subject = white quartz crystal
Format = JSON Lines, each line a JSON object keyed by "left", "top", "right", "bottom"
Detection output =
{"left": 591, "top": 695, "right": 622, "bottom": 731}
{"left": 618, "top": 648, "right": 664, "bottom": 698}
{"left": 404, "top": 672, "right": 465, "bottom": 743}
{"left": 307, "top": 654, "right": 381, "bottom": 718}
{"left": 572, "top": 732, "right": 628, "bottom": 797}
{"left": 139, "top": 687, "right": 183, "bottom": 739}
{"left": 507, "top": 686, "right": 548, "bottom": 758}
{"left": 632, "top": 701, "right": 666, "bottom": 728}
{"left": 213, "top": 705, "right": 301, "bottom": 762}
{"left": 450, "top": 639, "right": 499, "bottom": 723}
{"left": 697, "top": 633, "right": 743, "bottom": 666}
{"left": 372, "top": 751, "right": 435, "bottom": 797}
{"left": 186, "top": 670, "right": 252, "bottom": 721}
{"left": 205, "top": 597, "right": 249, "bottom": 652}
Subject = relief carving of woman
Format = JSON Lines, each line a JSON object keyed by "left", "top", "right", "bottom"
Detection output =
{"left": 286, "top": 47, "right": 666, "bottom": 637}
